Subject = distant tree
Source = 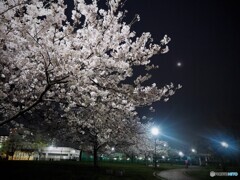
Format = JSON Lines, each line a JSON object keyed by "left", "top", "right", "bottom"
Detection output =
{"left": 1, "top": 128, "right": 25, "bottom": 160}
{"left": 167, "top": 148, "right": 181, "bottom": 164}
{"left": 0, "top": 126, "right": 49, "bottom": 160}
{"left": 47, "top": 107, "right": 146, "bottom": 166}
{"left": 119, "top": 123, "right": 170, "bottom": 164}
{"left": 29, "top": 131, "right": 49, "bottom": 160}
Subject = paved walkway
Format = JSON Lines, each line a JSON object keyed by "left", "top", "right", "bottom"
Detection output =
{"left": 156, "top": 166, "right": 201, "bottom": 180}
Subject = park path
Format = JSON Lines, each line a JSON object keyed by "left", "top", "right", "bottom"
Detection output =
{"left": 156, "top": 166, "right": 201, "bottom": 180}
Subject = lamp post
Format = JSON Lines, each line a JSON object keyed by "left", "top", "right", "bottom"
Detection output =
{"left": 151, "top": 127, "right": 159, "bottom": 168}
{"left": 190, "top": 148, "right": 197, "bottom": 165}
{"left": 220, "top": 141, "right": 228, "bottom": 171}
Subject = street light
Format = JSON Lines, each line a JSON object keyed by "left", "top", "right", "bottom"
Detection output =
{"left": 151, "top": 127, "right": 159, "bottom": 168}
{"left": 221, "top": 141, "right": 228, "bottom": 148}
{"left": 179, "top": 151, "right": 184, "bottom": 157}
{"left": 219, "top": 141, "right": 229, "bottom": 171}
{"left": 151, "top": 127, "right": 159, "bottom": 136}
{"left": 190, "top": 148, "right": 197, "bottom": 165}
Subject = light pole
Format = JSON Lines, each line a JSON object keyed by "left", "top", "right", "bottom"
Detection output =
{"left": 220, "top": 141, "right": 228, "bottom": 171}
{"left": 151, "top": 127, "right": 159, "bottom": 168}
{"left": 190, "top": 148, "right": 197, "bottom": 165}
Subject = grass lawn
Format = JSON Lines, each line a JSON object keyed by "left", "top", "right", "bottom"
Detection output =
{"left": 0, "top": 160, "right": 184, "bottom": 180}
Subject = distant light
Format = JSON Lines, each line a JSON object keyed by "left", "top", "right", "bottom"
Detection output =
{"left": 148, "top": 158, "right": 151, "bottom": 161}
{"left": 139, "top": 157, "right": 143, "bottom": 160}
{"left": 113, "top": 158, "right": 117, "bottom": 160}
{"left": 191, "top": 149, "right": 196, "bottom": 153}
{"left": 221, "top": 141, "right": 229, "bottom": 148}
{"left": 164, "top": 143, "right": 167, "bottom": 147}
{"left": 162, "top": 156, "right": 165, "bottom": 159}
{"left": 179, "top": 151, "right": 184, "bottom": 157}
{"left": 111, "top": 147, "right": 115, "bottom": 151}
{"left": 151, "top": 127, "right": 159, "bottom": 136}
{"left": 127, "top": 158, "right": 130, "bottom": 161}
{"left": 177, "top": 62, "right": 182, "bottom": 67}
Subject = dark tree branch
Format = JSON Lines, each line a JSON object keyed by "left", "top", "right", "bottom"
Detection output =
{"left": 0, "top": 84, "right": 51, "bottom": 127}
{"left": 0, "top": 2, "right": 28, "bottom": 16}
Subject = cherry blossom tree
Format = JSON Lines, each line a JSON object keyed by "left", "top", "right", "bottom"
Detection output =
{"left": 0, "top": 0, "right": 177, "bottom": 126}
{"left": 0, "top": 0, "right": 180, "bottom": 167}
{"left": 42, "top": 105, "right": 146, "bottom": 166}
{"left": 118, "top": 123, "right": 170, "bottom": 165}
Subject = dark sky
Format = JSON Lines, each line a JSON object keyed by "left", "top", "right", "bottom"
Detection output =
{"left": 125, "top": 0, "right": 240, "bottom": 148}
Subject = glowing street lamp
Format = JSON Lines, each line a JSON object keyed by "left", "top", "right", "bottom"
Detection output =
{"left": 179, "top": 151, "right": 184, "bottom": 157}
{"left": 151, "top": 127, "right": 159, "bottom": 136}
{"left": 191, "top": 148, "right": 196, "bottom": 153}
{"left": 221, "top": 141, "right": 228, "bottom": 148}
{"left": 151, "top": 127, "right": 159, "bottom": 168}
{"left": 219, "top": 141, "right": 229, "bottom": 170}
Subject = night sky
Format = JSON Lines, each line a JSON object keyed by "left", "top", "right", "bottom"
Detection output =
{"left": 125, "top": 0, "right": 240, "bottom": 147}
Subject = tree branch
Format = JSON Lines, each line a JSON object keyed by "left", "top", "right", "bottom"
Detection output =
{"left": 0, "top": 2, "right": 28, "bottom": 16}
{"left": 0, "top": 84, "right": 51, "bottom": 127}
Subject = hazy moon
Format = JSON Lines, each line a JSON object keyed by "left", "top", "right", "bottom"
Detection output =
{"left": 177, "top": 62, "right": 182, "bottom": 67}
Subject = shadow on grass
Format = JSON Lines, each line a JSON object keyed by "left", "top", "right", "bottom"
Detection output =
{"left": 0, "top": 161, "right": 185, "bottom": 180}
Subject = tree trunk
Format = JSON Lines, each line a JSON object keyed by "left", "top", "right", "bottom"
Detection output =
{"left": 8, "top": 150, "right": 15, "bottom": 160}
{"left": 38, "top": 152, "right": 42, "bottom": 160}
{"left": 93, "top": 145, "right": 98, "bottom": 168}
{"left": 145, "top": 154, "right": 148, "bottom": 166}
{"left": 131, "top": 152, "right": 134, "bottom": 163}
{"left": 79, "top": 149, "right": 82, "bottom": 162}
